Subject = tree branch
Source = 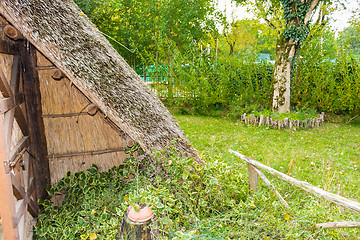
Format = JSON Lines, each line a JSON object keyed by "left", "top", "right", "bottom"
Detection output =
{"left": 264, "top": 18, "right": 281, "bottom": 35}
{"left": 304, "top": 0, "right": 320, "bottom": 25}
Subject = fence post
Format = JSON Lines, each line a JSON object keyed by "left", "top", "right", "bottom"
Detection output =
{"left": 247, "top": 163, "right": 258, "bottom": 191}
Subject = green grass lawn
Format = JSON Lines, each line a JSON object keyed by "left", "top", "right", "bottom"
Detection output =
{"left": 34, "top": 113, "right": 360, "bottom": 240}
{"left": 175, "top": 114, "right": 360, "bottom": 239}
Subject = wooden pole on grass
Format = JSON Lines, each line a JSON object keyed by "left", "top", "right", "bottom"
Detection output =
{"left": 229, "top": 149, "right": 360, "bottom": 213}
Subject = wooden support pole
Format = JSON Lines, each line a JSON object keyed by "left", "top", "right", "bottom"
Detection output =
{"left": 229, "top": 149, "right": 360, "bottom": 213}
{"left": 20, "top": 40, "right": 50, "bottom": 199}
{"left": 247, "top": 163, "right": 258, "bottom": 191}
{"left": 252, "top": 166, "right": 290, "bottom": 209}
{"left": 315, "top": 221, "right": 360, "bottom": 229}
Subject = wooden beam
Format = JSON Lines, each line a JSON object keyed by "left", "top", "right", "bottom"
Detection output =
{"left": 0, "top": 39, "right": 18, "bottom": 55}
{"left": 11, "top": 173, "right": 25, "bottom": 200}
{"left": 20, "top": 40, "right": 50, "bottom": 200}
{"left": 10, "top": 55, "right": 20, "bottom": 94}
{"left": 230, "top": 149, "right": 360, "bottom": 213}
{"left": 13, "top": 199, "right": 26, "bottom": 227}
{"left": 35, "top": 65, "right": 56, "bottom": 70}
{"left": 0, "top": 93, "right": 24, "bottom": 113}
{"left": 48, "top": 147, "right": 126, "bottom": 159}
{"left": 0, "top": 115, "right": 19, "bottom": 239}
{"left": 14, "top": 107, "right": 28, "bottom": 136}
{"left": 42, "top": 112, "right": 87, "bottom": 118}
{"left": 8, "top": 136, "right": 29, "bottom": 165}
{"left": 0, "top": 67, "right": 12, "bottom": 98}
{"left": 26, "top": 179, "right": 38, "bottom": 217}
{"left": 315, "top": 221, "right": 360, "bottom": 229}
{"left": 0, "top": 20, "right": 19, "bottom": 55}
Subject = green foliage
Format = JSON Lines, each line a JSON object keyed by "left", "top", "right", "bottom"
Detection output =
{"left": 293, "top": 30, "right": 360, "bottom": 115}
{"left": 34, "top": 164, "right": 132, "bottom": 239}
{"left": 74, "top": 0, "right": 219, "bottom": 65}
{"left": 34, "top": 115, "right": 360, "bottom": 239}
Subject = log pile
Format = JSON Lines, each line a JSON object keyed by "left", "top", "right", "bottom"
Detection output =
{"left": 240, "top": 112, "right": 325, "bottom": 130}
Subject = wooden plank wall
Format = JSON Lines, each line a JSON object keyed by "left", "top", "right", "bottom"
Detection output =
{"left": 36, "top": 52, "right": 130, "bottom": 184}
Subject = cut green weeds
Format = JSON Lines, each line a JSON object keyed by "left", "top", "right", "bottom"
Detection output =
{"left": 35, "top": 115, "right": 359, "bottom": 239}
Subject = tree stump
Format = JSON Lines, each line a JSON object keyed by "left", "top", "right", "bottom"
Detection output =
{"left": 120, "top": 204, "right": 154, "bottom": 240}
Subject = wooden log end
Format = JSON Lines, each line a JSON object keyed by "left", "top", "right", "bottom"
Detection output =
{"left": 87, "top": 103, "right": 99, "bottom": 116}
{"left": 4, "top": 25, "right": 23, "bottom": 40}
{"left": 51, "top": 69, "right": 65, "bottom": 80}
{"left": 126, "top": 136, "right": 135, "bottom": 148}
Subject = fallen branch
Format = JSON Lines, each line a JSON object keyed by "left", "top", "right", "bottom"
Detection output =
{"left": 316, "top": 221, "right": 360, "bottom": 229}
{"left": 229, "top": 149, "right": 360, "bottom": 213}
{"left": 252, "top": 166, "right": 290, "bottom": 209}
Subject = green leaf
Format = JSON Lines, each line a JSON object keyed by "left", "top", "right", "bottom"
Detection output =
{"left": 156, "top": 202, "right": 164, "bottom": 209}
{"left": 182, "top": 170, "right": 189, "bottom": 180}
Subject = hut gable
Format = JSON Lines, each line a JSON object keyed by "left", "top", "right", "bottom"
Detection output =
{"left": 0, "top": 0, "right": 196, "bottom": 159}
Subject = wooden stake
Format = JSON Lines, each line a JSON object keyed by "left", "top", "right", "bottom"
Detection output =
{"left": 247, "top": 163, "right": 258, "bottom": 191}
{"left": 259, "top": 115, "right": 264, "bottom": 126}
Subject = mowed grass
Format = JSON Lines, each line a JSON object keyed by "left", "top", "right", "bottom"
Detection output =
{"left": 174, "top": 114, "right": 360, "bottom": 238}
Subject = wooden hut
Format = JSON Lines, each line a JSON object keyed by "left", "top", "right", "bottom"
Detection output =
{"left": 0, "top": 0, "right": 197, "bottom": 239}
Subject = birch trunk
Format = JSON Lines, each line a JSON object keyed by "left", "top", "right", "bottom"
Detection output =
{"left": 272, "top": 35, "right": 297, "bottom": 113}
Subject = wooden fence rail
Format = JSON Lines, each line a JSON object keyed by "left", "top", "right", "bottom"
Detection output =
{"left": 229, "top": 149, "right": 360, "bottom": 213}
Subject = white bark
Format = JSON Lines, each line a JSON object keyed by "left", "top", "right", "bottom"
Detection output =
{"left": 272, "top": 42, "right": 296, "bottom": 113}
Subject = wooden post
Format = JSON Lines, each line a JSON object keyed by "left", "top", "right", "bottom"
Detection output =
{"left": 20, "top": 41, "right": 50, "bottom": 199}
{"left": 0, "top": 113, "right": 19, "bottom": 240}
{"left": 120, "top": 205, "right": 154, "bottom": 240}
{"left": 259, "top": 115, "right": 264, "bottom": 126}
{"left": 252, "top": 166, "right": 290, "bottom": 209}
{"left": 247, "top": 163, "right": 258, "bottom": 191}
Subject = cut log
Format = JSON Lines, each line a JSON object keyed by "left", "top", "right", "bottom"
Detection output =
{"left": 229, "top": 149, "right": 360, "bottom": 213}
{"left": 4, "top": 25, "right": 23, "bottom": 40}
{"left": 315, "top": 221, "right": 360, "bottom": 229}
{"left": 126, "top": 135, "right": 135, "bottom": 148}
{"left": 51, "top": 69, "right": 65, "bottom": 80}
{"left": 86, "top": 103, "right": 98, "bottom": 116}
{"left": 259, "top": 115, "right": 264, "bottom": 126}
{"left": 265, "top": 116, "right": 270, "bottom": 126}
{"left": 120, "top": 204, "right": 154, "bottom": 240}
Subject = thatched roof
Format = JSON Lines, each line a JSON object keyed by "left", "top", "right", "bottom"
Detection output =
{"left": 0, "top": 0, "right": 198, "bottom": 159}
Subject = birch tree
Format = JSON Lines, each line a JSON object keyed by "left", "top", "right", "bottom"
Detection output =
{"left": 235, "top": 0, "right": 333, "bottom": 113}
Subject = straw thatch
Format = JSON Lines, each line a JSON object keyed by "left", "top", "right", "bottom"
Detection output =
{"left": 0, "top": 0, "right": 198, "bottom": 160}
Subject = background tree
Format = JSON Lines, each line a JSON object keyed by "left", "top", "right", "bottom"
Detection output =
{"left": 234, "top": 0, "right": 335, "bottom": 113}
